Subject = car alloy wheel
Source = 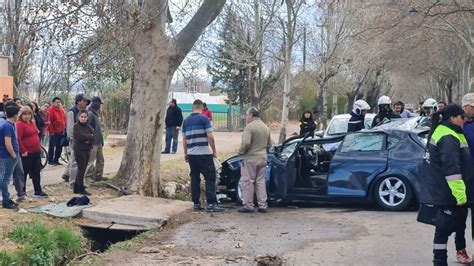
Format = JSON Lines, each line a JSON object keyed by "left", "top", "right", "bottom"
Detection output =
{"left": 378, "top": 177, "right": 407, "bottom": 208}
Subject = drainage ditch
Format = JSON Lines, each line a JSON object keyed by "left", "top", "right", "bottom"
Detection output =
{"left": 80, "top": 225, "right": 147, "bottom": 252}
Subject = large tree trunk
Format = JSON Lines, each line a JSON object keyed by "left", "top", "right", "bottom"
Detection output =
{"left": 117, "top": 0, "right": 226, "bottom": 197}
{"left": 117, "top": 37, "right": 177, "bottom": 196}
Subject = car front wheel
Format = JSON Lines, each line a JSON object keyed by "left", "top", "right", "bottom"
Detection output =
{"left": 373, "top": 176, "right": 413, "bottom": 211}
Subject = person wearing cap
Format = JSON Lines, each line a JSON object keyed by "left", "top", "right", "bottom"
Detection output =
{"left": 62, "top": 94, "right": 89, "bottom": 186}
{"left": 85, "top": 96, "right": 106, "bottom": 182}
{"left": 419, "top": 104, "right": 474, "bottom": 265}
{"left": 47, "top": 97, "right": 67, "bottom": 166}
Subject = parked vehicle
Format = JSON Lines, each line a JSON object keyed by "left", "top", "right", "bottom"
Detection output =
{"left": 218, "top": 118, "right": 429, "bottom": 211}
{"left": 315, "top": 113, "right": 377, "bottom": 138}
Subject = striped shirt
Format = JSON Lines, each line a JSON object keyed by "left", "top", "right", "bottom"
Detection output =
{"left": 182, "top": 113, "right": 212, "bottom": 155}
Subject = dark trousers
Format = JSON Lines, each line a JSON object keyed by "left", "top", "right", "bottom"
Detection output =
{"left": 454, "top": 206, "right": 469, "bottom": 251}
{"left": 433, "top": 206, "right": 465, "bottom": 266}
{"left": 74, "top": 149, "right": 90, "bottom": 191}
{"left": 47, "top": 133, "right": 63, "bottom": 163}
{"left": 164, "top": 127, "right": 179, "bottom": 153}
{"left": 21, "top": 152, "right": 42, "bottom": 194}
{"left": 188, "top": 155, "right": 217, "bottom": 205}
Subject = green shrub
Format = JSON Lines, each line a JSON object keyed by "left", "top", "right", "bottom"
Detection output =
{"left": 2, "top": 222, "right": 84, "bottom": 265}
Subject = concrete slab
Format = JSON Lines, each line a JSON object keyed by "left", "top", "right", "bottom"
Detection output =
{"left": 78, "top": 221, "right": 149, "bottom": 231}
{"left": 81, "top": 195, "right": 190, "bottom": 229}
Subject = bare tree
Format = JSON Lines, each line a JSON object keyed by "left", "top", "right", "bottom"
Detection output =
{"left": 278, "top": 0, "right": 305, "bottom": 143}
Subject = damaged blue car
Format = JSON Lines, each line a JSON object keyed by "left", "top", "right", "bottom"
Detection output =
{"left": 218, "top": 118, "right": 429, "bottom": 211}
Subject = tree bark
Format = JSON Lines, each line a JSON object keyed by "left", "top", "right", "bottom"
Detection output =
{"left": 117, "top": 0, "right": 226, "bottom": 197}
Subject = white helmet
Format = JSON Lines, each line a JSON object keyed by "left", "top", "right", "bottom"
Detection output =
{"left": 377, "top": 95, "right": 392, "bottom": 105}
{"left": 422, "top": 98, "right": 438, "bottom": 109}
{"left": 353, "top": 100, "right": 371, "bottom": 115}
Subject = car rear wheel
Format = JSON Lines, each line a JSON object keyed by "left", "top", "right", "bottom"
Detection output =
{"left": 373, "top": 176, "right": 413, "bottom": 211}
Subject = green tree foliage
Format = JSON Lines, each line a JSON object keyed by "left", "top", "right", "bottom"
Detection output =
{"left": 207, "top": 9, "right": 252, "bottom": 106}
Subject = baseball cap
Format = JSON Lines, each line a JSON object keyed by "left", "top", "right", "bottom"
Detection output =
{"left": 462, "top": 93, "right": 474, "bottom": 107}
{"left": 91, "top": 96, "right": 103, "bottom": 104}
{"left": 441, "top": 103, "right": 465, "bottom": 118}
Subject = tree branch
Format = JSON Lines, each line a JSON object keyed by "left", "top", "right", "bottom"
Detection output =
{"left": 176, "top": 0, "right": 226, "bottom": 63}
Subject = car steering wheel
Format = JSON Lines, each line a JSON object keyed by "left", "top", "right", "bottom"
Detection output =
{"left": 303, "top": 147, "right": 319, "bottom": 168}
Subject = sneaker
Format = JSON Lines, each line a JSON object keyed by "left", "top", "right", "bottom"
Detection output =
{"left": 54, "top": 162, "right": 63, "bottom": 166}
{"left": 3, "top": 200, "right": 18, "bottom": 210}
{"left": 238, "top": 207, "right": 254, "bottom": 213}
{"left": 171, "top": 151, "right": 177, "bottom": 154}
{"left": 61, "top": 175, "right": 69, "bottom": 182}
{"left": 456, "top": 249, "right": 472, "bottom": 264}
{"left": 33, "top": 192, "right": 49, "bottom": 198}
{"left": 16, "top": 195, "right": 31, "bottom": 203}
{"left": 207, "top": 204, "right": 224, "bottom": 212}
{"left": 193, "top": 203, "right": 204, "bottom": 211}
{"left": 257, "top": 208, "right": 268, "bottom": 213}
{"left": 161, "top": 151, "right": 170, "bottom": 154}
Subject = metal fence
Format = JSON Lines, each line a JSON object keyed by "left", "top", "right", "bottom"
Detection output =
{"left": 104, "top": 102, "right": 247, "bottom": 133}
{"left": 182, "top": 107, "right": 245, "bottom": 131}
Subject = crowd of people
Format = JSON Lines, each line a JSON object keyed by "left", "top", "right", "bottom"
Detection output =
{"left": 0, "top": 93, "right": 105, "bottom": 210}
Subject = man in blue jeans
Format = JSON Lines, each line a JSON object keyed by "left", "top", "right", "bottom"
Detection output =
{"left": 182, "top": 99, "right": 223, "bottom": 212}
{"left": 0, "top": 105, "right": 20, "bottom": 209}
{"left": 163, "top": 98, "right": 183, "bottom": 154}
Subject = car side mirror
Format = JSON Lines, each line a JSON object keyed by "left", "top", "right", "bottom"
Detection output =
{"left": 315, "top": 130, "right": 324, "bottom": 138}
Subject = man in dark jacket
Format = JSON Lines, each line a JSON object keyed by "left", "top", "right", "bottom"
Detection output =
{"left": 163, "top": 98, "right": 183, "bottom": 154}
{"left": 419, "top": 104, "right": 473, "bottom": 265}
{"left": 85, "top": 96, "right": 105, "bottom": 182}
{"left": 348, "top": 100, "right": 370, "bottom": 132}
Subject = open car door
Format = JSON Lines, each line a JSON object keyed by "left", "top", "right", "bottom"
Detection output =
{"left": 268, "top": 135, "right": 311, "bottom": 199}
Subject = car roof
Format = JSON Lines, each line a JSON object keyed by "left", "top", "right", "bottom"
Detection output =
{"left": 364, "top": 117, "right": 430, "bottom": 135}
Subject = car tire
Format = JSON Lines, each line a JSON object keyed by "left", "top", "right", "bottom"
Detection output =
{"left": 373, "top": 176, "right": 413, "bottom": 211}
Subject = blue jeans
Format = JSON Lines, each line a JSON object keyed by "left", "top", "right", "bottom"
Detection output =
{"left": 165, "top": 127, "right": 179, "bottom": 153}
{"left": 0, "top": 156, "right": 17, "bottom": 205}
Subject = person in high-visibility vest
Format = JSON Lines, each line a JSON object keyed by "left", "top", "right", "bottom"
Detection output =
{"left": 420, "top": 104, "right": 474, "bottom": 265}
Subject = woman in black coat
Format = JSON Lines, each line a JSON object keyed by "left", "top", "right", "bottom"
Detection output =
{"left": 299, "top": 111, "right": 316, "bottom": 137}
{"left": 73, "top": 110, "right": 95, "bottom": 195}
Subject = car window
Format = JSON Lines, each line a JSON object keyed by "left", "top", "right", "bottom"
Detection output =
{"left": 326, "top": 117, "right": 349, "bottom": 135}
{"left": 340, "top": 133, "right": 385, "bottom": 152}
{"left": 279, "top": 142, "right": 298, "bottom": 160}
{"left": 387, "top": 136, "right": 400, "bottom": 149}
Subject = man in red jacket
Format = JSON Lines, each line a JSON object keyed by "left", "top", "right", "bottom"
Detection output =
{"left": 47, "top": 97, "right": 66, "bottom": 165}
